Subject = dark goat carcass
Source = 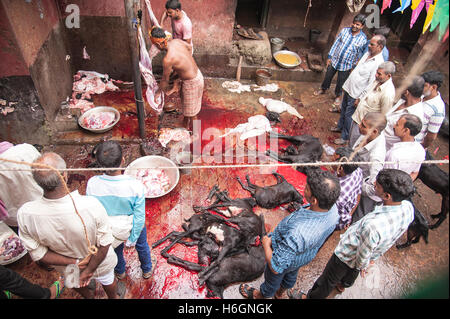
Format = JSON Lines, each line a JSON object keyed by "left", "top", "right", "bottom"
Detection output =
{"left": 417, "top": 151, "right": 449, "bottom": 229}
{"left": 265, "top": 132, "right": 323, "bottom": 173}
{"left": 236, "top": 171, "right": 304, "bottom": 210}
{"left": 396, "top": 197, "right": 429, "bottom": 249}
{"left": 152, "top": 186, "right": 267, "bottom": 298}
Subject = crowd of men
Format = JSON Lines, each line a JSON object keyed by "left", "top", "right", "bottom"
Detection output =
{"left": 0, "top": 5, "right": 447, "bottom": 300}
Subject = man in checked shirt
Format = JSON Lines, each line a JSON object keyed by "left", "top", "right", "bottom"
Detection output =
{"left": 314, "top": 14, "right": 368, "bottom": 110}
{"left": 288, "top": 169, "right": 415, "bottom": 299}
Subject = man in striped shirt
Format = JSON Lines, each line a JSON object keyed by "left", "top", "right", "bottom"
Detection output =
{"left": 419, "top": 70, "right": 446, "bottom": 149}
{"left": 314, "top": 14, "right": 367, "bottom": 108}
{"left": 288, "top": 169, "right": 415, "bottom": 299}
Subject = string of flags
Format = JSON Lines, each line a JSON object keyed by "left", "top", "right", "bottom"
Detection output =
{"left": 373, "top": 0, "right": 449, "bottom": 41}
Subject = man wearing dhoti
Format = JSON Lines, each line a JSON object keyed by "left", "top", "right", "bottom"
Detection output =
{"left": 150, "top": 27, "right": 204, "bottom": 132}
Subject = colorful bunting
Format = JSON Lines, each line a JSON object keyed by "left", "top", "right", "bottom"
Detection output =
{"left": 381, "top": 0, "right": 393, "bottom": 14}
{"left": 374, "top": 0, "right": 449, "bottom": 42}
{"left": 393, "top": 0, "right": 412, "bottom": 13}
{"left": 410, "top": 0, "right": 426, "bottom": 28}
{"left": 429, "top": 0, "right": 449, "bottom": 40}
{"left": 423, "top": 0, "right": 438, "bottom": 34}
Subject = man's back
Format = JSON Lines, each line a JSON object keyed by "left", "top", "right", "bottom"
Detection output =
{"left": 86, "top": 174, "right": 146, "bottom": 244}
{"left": 0, "top": 144, "right": 43, "bottom": 226}
{"left": 165, "top": 39, "right": 197, "bottom": 80}
{"left": 17, "top": 191, "right": 117, "bottom": 277}
{"left": 270, "top": 206, "right": 339, "bottom": 273}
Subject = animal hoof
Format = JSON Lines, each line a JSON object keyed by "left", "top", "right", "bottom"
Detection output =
{"left": 396, "top": 243, "right": 409, "bottom": 249}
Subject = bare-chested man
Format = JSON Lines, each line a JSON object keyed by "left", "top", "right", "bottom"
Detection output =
{"left": 150, "top": 27, "right": 203, "bottom": 131}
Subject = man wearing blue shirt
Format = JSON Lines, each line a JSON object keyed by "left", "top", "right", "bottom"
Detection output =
{"left": 239, "top": 169, "right": 340, "bottom": 299}
{"left": 288, "top": 169, "right": 415, "bottom": 299}
{"left": 314, "top": 14, "right": 367, "bottom": 110}
{"left": 86, "top": 141, "right": 155, "bottom": 280}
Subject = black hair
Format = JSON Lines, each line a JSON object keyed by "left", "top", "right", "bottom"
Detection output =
{"left": 376, "top": 169, "right": 415, "bottom": 202}
{"left": 95, "top": 140, "right": 122, "bottom": 168}
{"left": 400, "top": 114, "right": 423, "bottom": 137}
{"left": 335, "top": 146, "right": 362, "bottom": 175}
{"left": 353, "top": 14, "right": 367, "bottom": 25}
{"left": 306, "top": 169, "right": 341, "bottom": 210}
{"left": 373, "top": 27, "right": 390, "bottom": 38}
{"left": 421, "top": 70, "right": 444, "bottom": 89}
{"left": 165, "top": 0, "right": 181, "bottom": 10}
{"left": 407, "top": 75, "right": 425, "bottom": 98}
{"left": 151, "top": 27, "right": 166, "bottom": 39}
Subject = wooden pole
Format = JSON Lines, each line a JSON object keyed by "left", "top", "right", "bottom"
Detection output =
{"left": 124, "top": 0, "right": 146, "bottom": 139}
{"left": 236, "top": 56, "right": 243, "bottom": 82}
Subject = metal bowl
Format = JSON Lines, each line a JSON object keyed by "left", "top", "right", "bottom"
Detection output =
{"left": 124, "top": 155, "right": 180, "bottom": 199}
{"left": 78, "top": 106, "right": 120, "bottom": 133}
{"left": 273, "top": 50, "right": 302, "bottom": 69}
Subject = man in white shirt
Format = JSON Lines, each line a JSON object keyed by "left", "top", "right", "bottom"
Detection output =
{"left": 0, "top": 143, "right": 43, "bottom": 228}
{"left": 17, "top": 152, "right": 122, "bottom": 299}
{"left": 349, "top": 61, "right": 396, "bottom": 147}
{"left": 351, "top": 112, "right": 387, "bottom": 223}
{"left": 332, "top": 35, "right": 386, "bottom": 146}
{"left": 385, "top": 114, "right": 425, "bottom": 181}
{"left": 419, "top": 70, "right": 446, "bottom": 148}
{"left": 384, "top": 75, "right": 425, "bottom": 151}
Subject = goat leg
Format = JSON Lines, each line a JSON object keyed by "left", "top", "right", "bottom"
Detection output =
{"left": 429, "top": 196, "right": 449, "bottom": 229}
{"left": 236, "top": 176, "right": 255, "bottom": 195}
{"left": 265, "top": 149, "right": 293, "bottom": 163}
{"left": 166, "top": 255, "right": 204, "bottom": 272}
{"left": 152, "top": 231, "right": 186, "bottom": 248}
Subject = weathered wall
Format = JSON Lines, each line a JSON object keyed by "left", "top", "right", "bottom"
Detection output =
{"left": 266, "top": 0, "right": 342, "bottom": 49}
{"left": 0, "top": 3, "right": 29, "bottom": 78}
{"left": 58, "top": 0, "right": 237, "bottom": 80}
{"left": 0, "top": 0, "right": 72, "bottom": 143}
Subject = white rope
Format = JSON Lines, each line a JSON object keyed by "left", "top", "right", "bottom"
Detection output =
{"left": 0, "top": 157, "right": 448, "bottom": 172}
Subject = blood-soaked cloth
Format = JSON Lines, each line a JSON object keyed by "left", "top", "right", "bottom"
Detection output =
{"left": 181, "top": 69, "right": 204, "bottom": 117}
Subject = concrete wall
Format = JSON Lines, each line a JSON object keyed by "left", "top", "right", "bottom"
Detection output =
{"left": 0, "top": 3, "right": 29, "bottom": 78}
{"left": 0, "top": 0, "right": 71, "bottom": 144}
{"left": 266, "top": 0, "right": 342, "bottom": 50}
{"left": 57, "top": 0, "right": 237, "bottom": 80}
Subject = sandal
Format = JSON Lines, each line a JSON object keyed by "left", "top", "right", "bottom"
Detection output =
{"left": 239, "top": 284, "right": 255, "bottom": 299}
{"left": 328, "top": 105, "right": 341, "bottom": 113}
{"left": 50, "top": 278, "right": 65, "bottom": 299}
{"left": 143, "top": 255, "right": 158, "bottom": 279}
{"left": 313, "top": 89, "right": 326, "bottom": 96}
{"left": 116, "top": 280, "right": 126, "bottom": 299}
{"left": 287, "top": 289, "right": 307, "bottom": 299}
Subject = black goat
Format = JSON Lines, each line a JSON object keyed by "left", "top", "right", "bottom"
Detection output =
{"left": 265, "top": 132, "right": 323, "bottom": 173}
{"left": 396, "top": 198, "right": 429, "bottom": 249}
{"left": 152, "top": 186, "right": 266, "bottom": 298}
{"left": 236, "top": 171, "right": 304, "bottom": 209}
{"left": 417, "top": 151, "right": 449, "bottom": 229}
{"left": 205, "top": 214, "right": 266, "bottom": 298}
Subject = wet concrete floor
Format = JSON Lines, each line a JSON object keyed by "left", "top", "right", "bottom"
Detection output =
{"left": 6, "top": 77, "right": 449, "bottom": 299}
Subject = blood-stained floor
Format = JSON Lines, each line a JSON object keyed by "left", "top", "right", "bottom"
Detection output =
{"left": 5, "top": 77, "right": 449, "bottom": 299}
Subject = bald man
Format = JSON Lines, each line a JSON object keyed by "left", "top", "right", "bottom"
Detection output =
{"left": 17, "top": 152, "right": 123, "bottom": 299}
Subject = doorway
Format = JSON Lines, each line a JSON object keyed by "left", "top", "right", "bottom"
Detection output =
{"left": 235, "top": 0, "right": 270, "bottom": 28}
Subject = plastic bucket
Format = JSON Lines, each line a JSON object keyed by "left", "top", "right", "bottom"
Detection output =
{"left": 270, "top": 37, "right": 285, "bottom": 53}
